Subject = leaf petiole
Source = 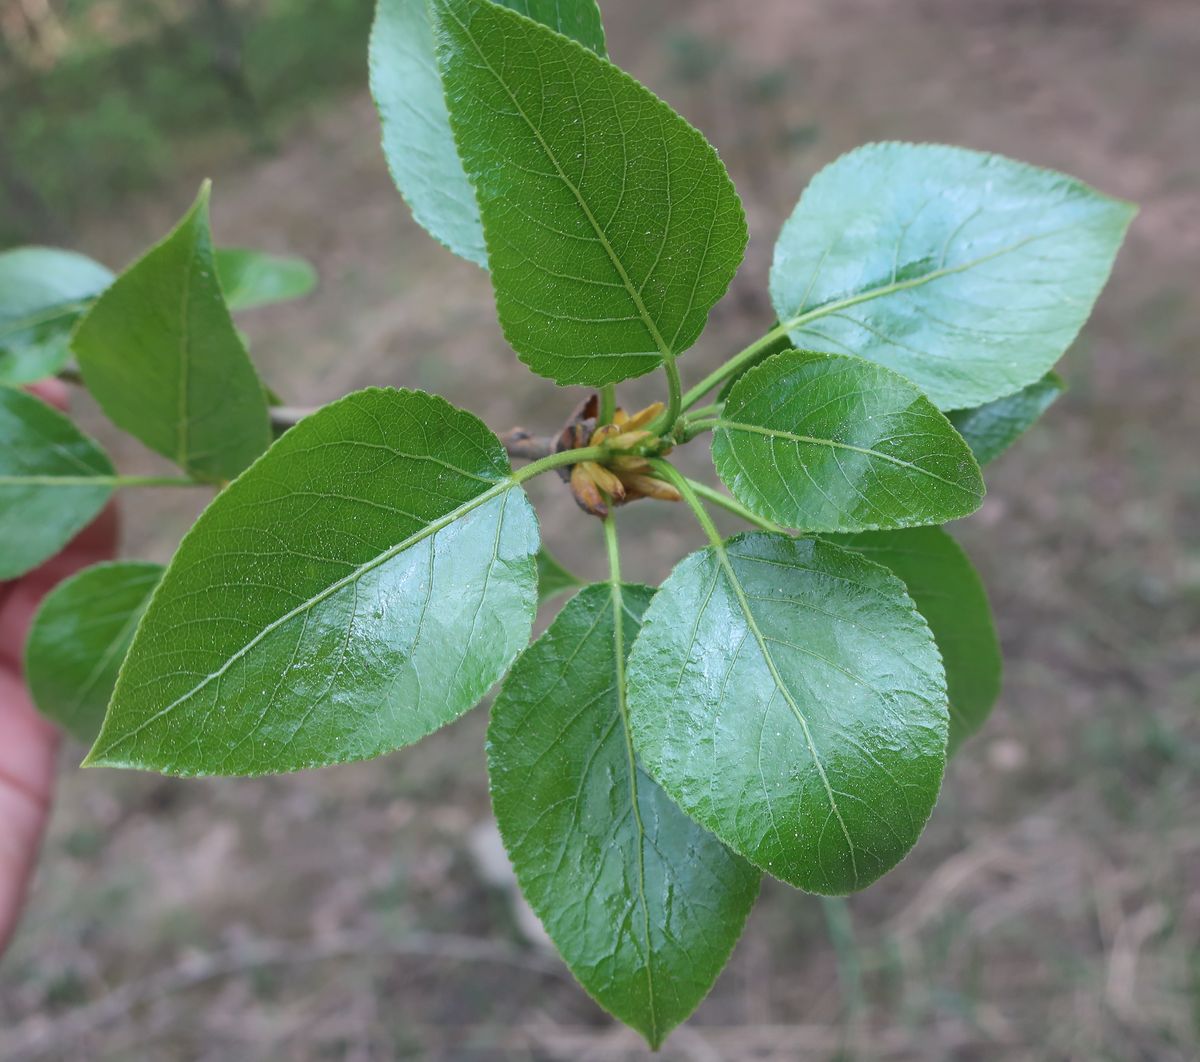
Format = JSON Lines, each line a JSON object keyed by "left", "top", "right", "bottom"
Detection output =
{"left": 648, "top": 460, "right": 725, "bottom": 551}
{"left": 512, "top": 445, "right": 607, "bottom": 484}
{"left": 680, "top": 320, "right": 793, "bottom": 411}
{"left": 646, "top": 354, "right": 683, "bottom": 436}
{"left": 599, "top": 384, "right": 617, "bottom": 425}
{"left": 683, "top": 478, "right": 782, "bottom": 533}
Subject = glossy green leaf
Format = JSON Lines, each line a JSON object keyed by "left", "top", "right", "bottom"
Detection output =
{"left": 770, "top": 142, "right": 1135, "bottom": 410}
{"left": 85, "top": 388, "right": 539, "bottom": 777}
{"left": 213, "top": 248, "right": 318, "bottom": 311}
{"left": 535, "top": 546, "right": 583, "bottom": 604}
{"left": 717, "top": 324, "right": 793, "bottom": 401}
{"left": 72, "top": 183, "right": 270, "bottom": 483}
{"left": 711, "top": 350, "right": 984, "bottom": 533}
{"left": 830, "top": 528, "right": 1001, "bottom": 752}
{"left": 490, "top": 583, "right": 759, "bottom": 1046}
{"left": 0, "top": 387, "right": 115, "bottom": 580}
{"left": 370, "top": 0, "right": 606, "bottom": 266}
{"left": 948, "top": 372, "right": 1065, "bottom": 465}
{"left": 0, "top": 247, "right": 113, "bottom": 384}
{"left": 433, "top": 0, "right": 747, "bottom": 386}
{"left": 25, "top": 562, "right": 163, "bottom": 744}
{"left": 627, "top": 533, "right": 948, "bottom": 895}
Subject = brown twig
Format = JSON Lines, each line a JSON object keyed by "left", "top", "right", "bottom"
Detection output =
{"left": 53, "top": 377, "right": 561, "bottom": 464}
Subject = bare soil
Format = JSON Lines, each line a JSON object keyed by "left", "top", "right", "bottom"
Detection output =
{"left": 2, "top": 0, "right": 1197, "bottom": 1058}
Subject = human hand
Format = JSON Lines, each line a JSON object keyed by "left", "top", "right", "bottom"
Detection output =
{"left": 0, "top": 381, "right": 117, "bottom": 956}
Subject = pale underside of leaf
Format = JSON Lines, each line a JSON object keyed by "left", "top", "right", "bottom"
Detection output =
{"left": 770, "top": 142, "right": 1135, "bottom": 410}
{"left": 370, "top": 0, "right": 606, "bottom": 266}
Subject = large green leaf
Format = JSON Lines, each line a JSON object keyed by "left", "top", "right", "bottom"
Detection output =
{"left": 370, "top": 0, "right": 606, "bottom": 266}
{"left": 0, "top": 247, "right": 113, "bottom": 384}
{"left": 490, "top": 583, "right": 759, "bottom": 1047}
{"left": 433, "top": 0, "right": 746, "bottom": 386}
{"left": 25, "top": 562, "right": 163, "bottom": 744}
{"left": 72, "top": 183, "right": 270, "bottom": 483}
{"left": 85, "top": 388, "right": 539, "bottom": 777}
{"left": 627, "top": 533, "right": 948, "bottom": 895}
{"left": 948, "top": 372, "right": 1065, "bottom": 465}
{"left": 711, "top": 350, "right": 984, "bottom": 532}
{"left": 770, "top": 143, "right": 1135, "bottom": 410}
{"left": 214, "top": 248, "right": 318, "bottom": 311}
{"left": 830, "top": 528, "right": 1001, "bottom": 752}
{"left": 0, "top": 387, "right": 114, "bottom": 580}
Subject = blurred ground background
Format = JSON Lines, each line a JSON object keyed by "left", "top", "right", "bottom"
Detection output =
{"left": 1, "top": 0, "right": 1198, "bottom": 1058}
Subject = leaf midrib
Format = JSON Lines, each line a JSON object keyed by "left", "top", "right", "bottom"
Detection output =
{"left": 714, "top": 418, "right": 980, "bottom": 497}
{"left": 608, "top": 578, "right": 659, "bottom": 1042}
{"left": 89, "top": 475, "right": 517, "bottom": 761}
{"left": 444, "top": 2, "right": 673, "bottom": 361}
{"left": 706, "top": 544, "right": 860, "bottom": 888}
{"left": 780, "top": 224, "right": 1085, "bottom": 335}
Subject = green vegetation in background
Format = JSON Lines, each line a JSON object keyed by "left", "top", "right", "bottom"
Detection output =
{"left": 0, "top": 0, "right": 372, "bottom": 244}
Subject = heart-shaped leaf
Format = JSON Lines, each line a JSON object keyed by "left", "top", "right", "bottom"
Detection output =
{"left": 0, "top": 247, "right": 113, "bottom": 385}
{"left": 830, "top": 528, "right": 1001, "bottom": 752}
{"left": 85, "top": 388, "right": 540, "bottom": 777}
{"left": 0, "top": 387, "right": 115, "bottom": 580}
{"left": 490, "top": 583, "right": 759, "bottom": 1046}
{"left": 370, "top": 0, "right": 606, "bottom": 266}
{"left": 72, "top": 182, "right": 270, "bottom": 483}
{"left": 711, "top": 350, "right": 984, "bottom": 532}
{"left": 770, "top": 142, "right": 1135, "bottom": 410}
{"left": 214, "top": 248, "right": 317, "bottom": 311}
{"left": 25, "top": 561, "right": 163, "bottom": 743}
{"left": 627, "top": 533, "right": 948, "bottom": 895}
{"left": 949, "top": 372, "right": 1065, "bottom": 465}
{"left": 433, "top": 0, "right": 746, "bottom": 385}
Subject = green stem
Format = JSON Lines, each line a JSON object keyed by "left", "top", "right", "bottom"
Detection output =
{"left": 686, "top": 402, "right": 723, "bottom": 421}
{"left": 649, "top": 460, "right": 724, "bottom": 549}
{"left": 512, "top": 445, "right": 607, "bottom": 484}
{"left": 0, "top": 474, "right": 204, "bottom": 489}
{"left": 599, "top": 383, "right": 616, "bottom": 425}
{"left": 603, "top": 510, "right": 621, "bottom": 585}
{"left": 681, "top": 320, "right": 792, "bottom": 411}
{"left": 647, "top": 354, "right": 683, "bottom": 436}
{"left": 684, "top": 478, "right": 783, "bottom": 533}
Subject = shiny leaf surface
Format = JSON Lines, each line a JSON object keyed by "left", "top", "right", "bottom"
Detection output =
{"left": 711, "top": 350, "right": 984, "bottom": 532}
{"left": 627, "top": 533, "right": 948, "bottom": 894}
{"left": 72, "top": 183, "right": 270, "bottom": 482}
{"left": 0, "top": 387, "right": 114, "bottom": 580}
{"left": 433, "top": 0, "right": 746, "bottom": 385}
{"left": 770, "top": 142, "right": 1135, "bottom": 409}
{"left": 25, "top": 561, "right": 163, "bottom": 743}
{"left": 86, "top": 388, "right": 539, "bottom": 776}
{"left": 0, "top": 247, "right": 113, "bottom": 384}
{"left": 490, "top": 583, "right": 759, "bottom": 1046}
{"left": 831, "top": 528, "right": 1001, "bottom": 752}
{"left": 370, "top": 0, "right": 606, "bottom": 266}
